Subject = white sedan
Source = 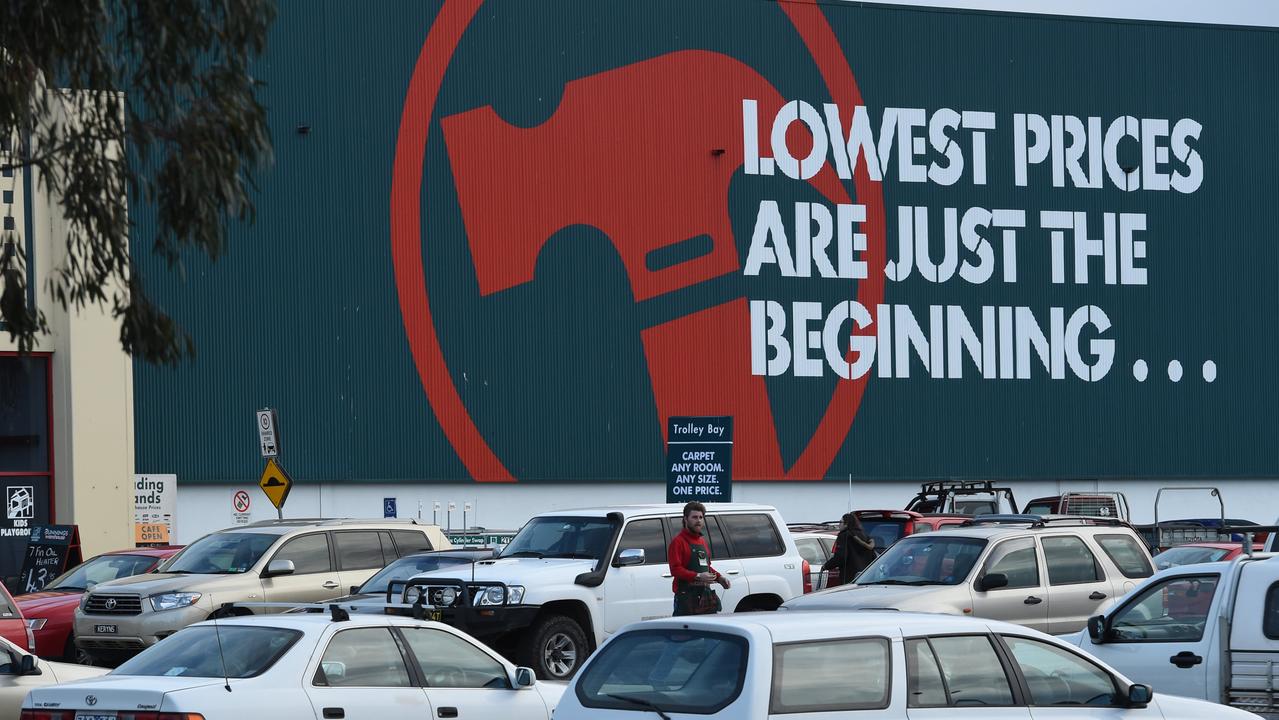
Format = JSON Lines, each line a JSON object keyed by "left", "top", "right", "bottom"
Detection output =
{"left": 22, "top": 611, "right": 562, "bottom": 720}
{"left": 554, "top": 610, "right": 1261, "bottom": 719}
{"left": 0, "top": 634, "right": 104, "bottom": 720}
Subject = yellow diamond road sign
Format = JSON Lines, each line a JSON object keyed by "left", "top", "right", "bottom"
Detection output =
{"left": 259, "top": 458, "right": 293, "bottom": 510}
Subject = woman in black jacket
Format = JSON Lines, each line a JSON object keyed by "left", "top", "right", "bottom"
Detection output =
{"left": 822, "top": 512, "right": 876, "bottom": 586}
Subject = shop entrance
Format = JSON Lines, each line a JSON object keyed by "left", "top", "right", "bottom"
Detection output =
{"left": 0, "top": 353, "right": 53, "bottom": 588}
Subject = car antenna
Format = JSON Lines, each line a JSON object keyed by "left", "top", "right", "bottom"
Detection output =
{"left": 213, "top": 603, "right": 233, "bottom": 692}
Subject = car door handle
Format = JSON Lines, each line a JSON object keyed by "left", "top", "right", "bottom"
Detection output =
{"left": 1023, "top": 596, "right": 1043, "bottom": 605}
{"left": 322, "top": 581, "right": 340, "bottom": 589}
{"left": 1089, "top": 591, "right": 1107, "bottom": 600}
{"left": 726, "top": 570, "right": 741, "bottom": 575}
{"left": 322, "top": 709, "right": 344, "bottom": 719}
{"left": 437, "top": 708, "right": 458, "bottom": 719}
{"left": 661, "top": 573, "right": 672, "bottom": 578}
{"left": 1170, "top": 651, "right": 1203, "bottom": 668}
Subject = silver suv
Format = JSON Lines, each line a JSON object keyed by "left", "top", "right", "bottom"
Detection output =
{"left": 74, "top": 518, "right": 450, "bottom": 664}
{"left": 783, "top": 517, "right": 1154, "bottom": 633}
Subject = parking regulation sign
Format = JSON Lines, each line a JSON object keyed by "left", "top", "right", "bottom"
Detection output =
{"left": 665, "top": 416, "right": 733, "bottom": 503}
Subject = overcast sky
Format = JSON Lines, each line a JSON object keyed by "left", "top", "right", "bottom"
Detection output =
{"left": 840, "top": 0, "right": 1279, "bottom": 27}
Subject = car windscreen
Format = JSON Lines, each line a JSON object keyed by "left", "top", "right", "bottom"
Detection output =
{"left": 858, "top": 518, "right": 907, "bottom": 549}
{"left": 1153, "top": 546, "right": 1232, "bottom": 570}
{"left": 575, "top": 629, "right": 747, "bottom": 714}
{"left": 857, "top": 536, "right": 986, "bottom": 586}
{"left": 46, "top": 554, "right": 159, "bottom": 591}
{"left": 360, "top": 556, "right": 475, "bottom": 594}
{"left": 499, "top": 517, "right": 615, "bottom": 560}
{"left": 162, "top": 533, "right": 277, "bottom": 574}
{"left": 113, "top": 625, "right": 301, "bottom": 678}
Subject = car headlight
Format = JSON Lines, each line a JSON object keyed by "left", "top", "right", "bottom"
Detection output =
{"left": 150, "top": 592, "right": 202, "bottom": 611}
{"left": 435, "top": 587, "right": 458, "bottom": 607}
{"left": 477, "top": 586, "right": 506, "bottom": 606}
{"left": 404, "top": 587, "right": 422, "bottom": 604}
{"left": 23, "top": 618, "right": 46, "bottom": 630}
{"left": 507, "top": 585, "right": 525, "bottom": 604}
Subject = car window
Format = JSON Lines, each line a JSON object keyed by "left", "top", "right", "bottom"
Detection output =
{"left": 718, "top": 514, "right": 784, "bottom": 558}
{"left": 665, "top": 516, "right": 731, "bottom": 559}
{"left": 1153, "top": 545, "right": 1229, "bottom": 571}
{"left": 920, "top": 635, "right": 1015, "bottom": 706}
{"left": 314, "top": 628, "right": 412, "bottom": 687}
{"left": 860, "top": 518, "right": 908, "bottom": 548}
{"left": 982, "top": 538, "right": 1039, "bottom": 589}
{"left": 392, "top": 530, "right": 433, "bottom": 557}
{"left": 618, "top": 520, "right": 667, "bottom": 565}
{"left": 1110, "top": 574, "right": 1219, "bottom": 642}
{"left": 794, "top": 538, "right": 826, "bottom": 566}
{"left": 770, "top": 638, "right": 890, "bottom": 713}
{"left": 1096, "top": 534, "right": 1154, "bottom": 578}
{"left": 47, "top": 554, "right": 160, "bottom": 591}
{"left": 165, "top": 532, "right": 276, "bottom": 574}
{"left": 1265, "top": 583, "right": 1279, "bottom": 640}
{"left": 905, "top": 638, "right": 947, "bottom": 707}
{"left": 1002, "top": 636, "right": 1119, "bottom": 706}
{"left": 500, "top": 517, "right": 614, "bottom": 560}
{"left": 115, "top": 625, "right": 301, "bottom": 678}
{"left": 360, "top": 555, "right": 476, "bottom": 594}
{"left": 859, "top": 536, "right": 986, "bottom": 586}
{"left": 274, "top": 533, "right": 332, "bottom": 574}
{"left": 1040, "top": 536, "right": 1102, "bottom": 585}
{"left": 401, "top": 627, "right": 509, "bottom": 688}
{"left": 575, "top": 629, "right": 747, "bottom": 714}
{"left": 334, "top": 531, "right": 387, "bottom": 571}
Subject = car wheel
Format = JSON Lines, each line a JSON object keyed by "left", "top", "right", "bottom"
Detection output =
{"left": 520, "top": 615, "right": 586, "bottom": 681}
{"left": 64, "top": 636, "right": 96, "bottom": 665}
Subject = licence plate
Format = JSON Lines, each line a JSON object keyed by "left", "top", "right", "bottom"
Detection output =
{"left": 76, "top": 714, "right": 116, "bottom": 720}
{"left": 94, "top": 624, "right": 117, "bottom": 634}
{"left": 427, "top": 610, "right": 442, "bottom": 622}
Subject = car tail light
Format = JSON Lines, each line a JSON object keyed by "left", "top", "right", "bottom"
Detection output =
{"left": 802, "top": 559, "right": 812, "bottom": 593}
{"left": 22, "top": 711, "right": 74, "bottom": 720}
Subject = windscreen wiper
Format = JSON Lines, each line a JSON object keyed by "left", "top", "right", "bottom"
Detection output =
{"left": 866, "top": 579, "right": 939, "bottom": 586}
{"left": 605, "top": 694, "right": 672, "bottom": 720}
{"left": 502, "top": 551, "right": 545, "bottom": 559}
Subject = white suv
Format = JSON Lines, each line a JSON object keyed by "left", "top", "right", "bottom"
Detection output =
{"left": 410, "top": 503, "right": 804, "bottom": 679}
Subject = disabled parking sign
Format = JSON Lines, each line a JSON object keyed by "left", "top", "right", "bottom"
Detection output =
{"left": 665, "top": 416, "right": 733, "bottom": 503}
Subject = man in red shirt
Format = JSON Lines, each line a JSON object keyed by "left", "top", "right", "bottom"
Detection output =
{"left": 667, "top": 501, "right": 731, "bottom": 615}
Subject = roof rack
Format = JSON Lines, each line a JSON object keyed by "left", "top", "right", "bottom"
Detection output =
{"left": 243, "top": 517, "right": 425, "bottom": 527}
{"left": 960, "top": 515, "right": 1129, "bottom": 529}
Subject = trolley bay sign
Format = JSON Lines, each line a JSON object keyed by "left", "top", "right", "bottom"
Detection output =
{"left": 665, "top": 416, "right": 734, "bottom": 503}
{"left": 132, "top": 1, "right": 1279, "bottom": 483}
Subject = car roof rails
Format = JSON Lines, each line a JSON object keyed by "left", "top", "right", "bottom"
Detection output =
{"left": 961, "top": 514, "right": 1045, "bottom": 526}
{"left": 906, "top": 480, "right": 1019, "bottom": 515}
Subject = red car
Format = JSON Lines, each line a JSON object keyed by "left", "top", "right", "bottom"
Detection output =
{"left": 0, "top": 582, "right": 32, "bottom": 652}
{"left": 14, "top": 546, "right": 182, "bottom": 661}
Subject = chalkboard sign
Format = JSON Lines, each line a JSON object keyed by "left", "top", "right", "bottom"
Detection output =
{"left": 18, "top": 525, "right": 82, "bottom": 594}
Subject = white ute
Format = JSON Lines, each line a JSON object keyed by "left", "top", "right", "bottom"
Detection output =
{"left": 410, "top": 503, "right": 804, "bottom": 679}
{"left": 1066, "top": 550, "right": 1279, "bottom": 717}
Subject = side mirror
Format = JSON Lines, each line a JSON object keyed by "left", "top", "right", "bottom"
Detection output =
{"left": 513, "top": 666, "right": 536, "bottom": 688}
{"left": 349, "top": 585, "right": 361, "bottom": 595}
{"left": 977, "top": 573, "right": 1008, "bottom": 592}
{"left": 1127, "top": 683, "right": 1152, "bottom": 707}
{"left": 320, "top": 660, "right": 346, "bottom": 681}
{"left": 18, "top": 654, "right": 40, "bottom": 676}
{"left": 615, "top": 548, "right": 645, "bottom": 567}
{"left": 264, "top": 559, "right": 296, "bottom": 577}
{"left": 1087, "top": 614, "right": 1107, "bottom": 644}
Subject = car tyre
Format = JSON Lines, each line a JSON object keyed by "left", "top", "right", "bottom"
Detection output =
{"left": 520, "top": 614, "right": 586, "bottom": 681}
{"left": 64, "top": 635, "right": 96, "bottom": 665}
